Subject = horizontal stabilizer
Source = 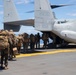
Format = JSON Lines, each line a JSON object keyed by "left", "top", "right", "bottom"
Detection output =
{"left": 4, "top": 19, "right": 34, "bottom": 26}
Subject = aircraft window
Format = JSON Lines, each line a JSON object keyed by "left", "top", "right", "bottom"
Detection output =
{"left": 61, "top": 20, "right": 67, "bottom": 23}
{"left": 58, "top": 21, "right": 60, "bottom": 24}
{"left": 61, "top": 21, "right": 66, "bottom": 23}
{"left": 57, "top": 20, "right": 67, "bottom": 24}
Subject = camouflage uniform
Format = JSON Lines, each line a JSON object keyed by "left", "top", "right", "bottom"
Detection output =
{"left": 42, "top": 33, "right": 49, "bottom": 49}
{"left": 37, "top": 33, "right": 40, "bottom": 49}
{"left": 23, "top": 33, "right": 29, "bottom": 53}
{"left": 30, "top": 34, "right": 35, "bottom": 52}
{"left": 35, "top": 34, "right": 38, "bottom": 49}
{"left": 0, "top": 30, "right": 9, "bottom": 69}
{"left": 17, "top": 35, "right": 23, "bottom": 54}
{"left": 8, "top": 30, "right": 16, "bottom": 61}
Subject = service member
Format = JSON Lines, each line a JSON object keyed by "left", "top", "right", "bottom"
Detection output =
{"left": 0, "top": 30, "right": 9, "bottom": 70}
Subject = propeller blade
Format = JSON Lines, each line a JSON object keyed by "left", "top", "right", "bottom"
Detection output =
{"left": 26, "top": 10, "right": 34, "bottom": 13}
{"left": 26, "top": 4, "right": 75, "bottom": 13}
{"left": 51, "top": 4, "right": 74, "bottom": 9}
{"left": 29, "top": 1, "right": 34, "bottom": 4}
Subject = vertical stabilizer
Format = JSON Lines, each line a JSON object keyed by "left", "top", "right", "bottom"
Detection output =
{"left": 3, "top": 0, "right": 19, "bottom": 22}
{"left": 35, "top": 0, "right": 55, "bottom": 31}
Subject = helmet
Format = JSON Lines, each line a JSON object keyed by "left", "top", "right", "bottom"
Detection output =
{"left": 1, "top": 31, "right": 7, "bottom": 35}
{"left": 0, "top": 31, "right": 8, "bottom": 36}
{"left": 9, "top": 29, "right": 14, "bottom": 35}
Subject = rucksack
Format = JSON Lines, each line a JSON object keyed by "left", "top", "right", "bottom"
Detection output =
{"left": 0, "top": 36, "right": 9, "bottom": 49}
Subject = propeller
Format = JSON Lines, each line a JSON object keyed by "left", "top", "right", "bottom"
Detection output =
{"left": 51, "top": 4, "right": 74, "bottom": 9}
{"left": 26, "top": 4, "right": 74, "bottom": 13}
{"left": 29, "top": 1, "right": 34, "bottom": 4}
{"left": 26, "top": 10, "right": 34, "bottom": 13}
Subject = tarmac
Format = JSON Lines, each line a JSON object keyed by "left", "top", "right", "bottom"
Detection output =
{"left": 0, "top": 47, "right": 76, "bottom": 75}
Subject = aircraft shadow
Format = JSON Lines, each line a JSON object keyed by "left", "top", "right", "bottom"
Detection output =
{"left": 47, "top": 43, "right": 76, "bottom": 49}
{"left": 19, "top": 49, "right": 44, "bottom": 54}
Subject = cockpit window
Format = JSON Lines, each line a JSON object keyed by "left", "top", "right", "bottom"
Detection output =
{"left": 57, "top": 20, "right": 67, "bottom": 24}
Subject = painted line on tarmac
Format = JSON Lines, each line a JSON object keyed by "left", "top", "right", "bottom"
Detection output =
{"left": 16, "top": 49, "right": 76, "bottom": 58}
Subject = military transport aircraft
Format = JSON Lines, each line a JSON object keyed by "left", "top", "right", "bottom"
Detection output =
{"left": 34, "top": 0, "right": 76, "bottom": 46}
{"left": 3, "top": 0, "right": 68, "bottom": 31}
{"left": 3, "top": 0, "right": 76, "bottom": 47}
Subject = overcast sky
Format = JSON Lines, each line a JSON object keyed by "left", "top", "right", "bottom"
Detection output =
{"left": 0, "top": 0, "right": 76, "bottom": 34}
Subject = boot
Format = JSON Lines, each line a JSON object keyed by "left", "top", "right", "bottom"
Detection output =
{"left": 4, "top": 66, "right": 8, "bottom": 70}
{"left": 0, "top": 65, "right": 5, "bottom": 69}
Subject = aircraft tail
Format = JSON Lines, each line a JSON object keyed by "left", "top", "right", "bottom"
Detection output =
{"left": 35, "top": 0, "right": 55, "bottom": 31}
{"left": 3, "top": 0, "right": 20, "bottom": 22}
{"left": 3, "top": 0, "right": 20, "bottom": 32}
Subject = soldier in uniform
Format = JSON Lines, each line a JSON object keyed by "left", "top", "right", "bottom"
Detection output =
{"left": 23, "top": 33, "right": 29, "bottom": 53}
{"left": 42, "top": 33, "right": 49, "bottom": 49}
{"left": 35, "top": 34, "right": 38, "bottom": 49}
{"left": 8, "top": 30, "right": 16, "bottom": 61}
{"left": 16, "top": 34, "right": 23, "bottom": 54}
{"left": 37, "top": 33, "right": 41, "bottom": 49}
{"left": 0, "top": 30, "right": 9, "bottom": 70}
{"left": 30, "top": 34, "right": 35, "bottom": 52}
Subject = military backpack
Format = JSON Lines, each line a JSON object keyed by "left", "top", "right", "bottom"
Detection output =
{"left": 0, "top": 36, "right": 9, "bottom": 50}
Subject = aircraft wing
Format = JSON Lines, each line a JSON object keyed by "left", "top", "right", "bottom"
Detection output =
{"left": 4, "top": 19, "right": 34, "bottom": 26}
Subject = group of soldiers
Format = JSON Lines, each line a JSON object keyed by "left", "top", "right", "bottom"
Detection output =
{"left": 21, "top": 32, "right": 49, "bottom": 52}
{"left": 0, "top": 29, "right": 18, "bottom": 70}
{"left": 17, "top": 32, "right": 41, "bottom": 53}
{"left": 0, "top": 30, "right": 50, "bottom": 70}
